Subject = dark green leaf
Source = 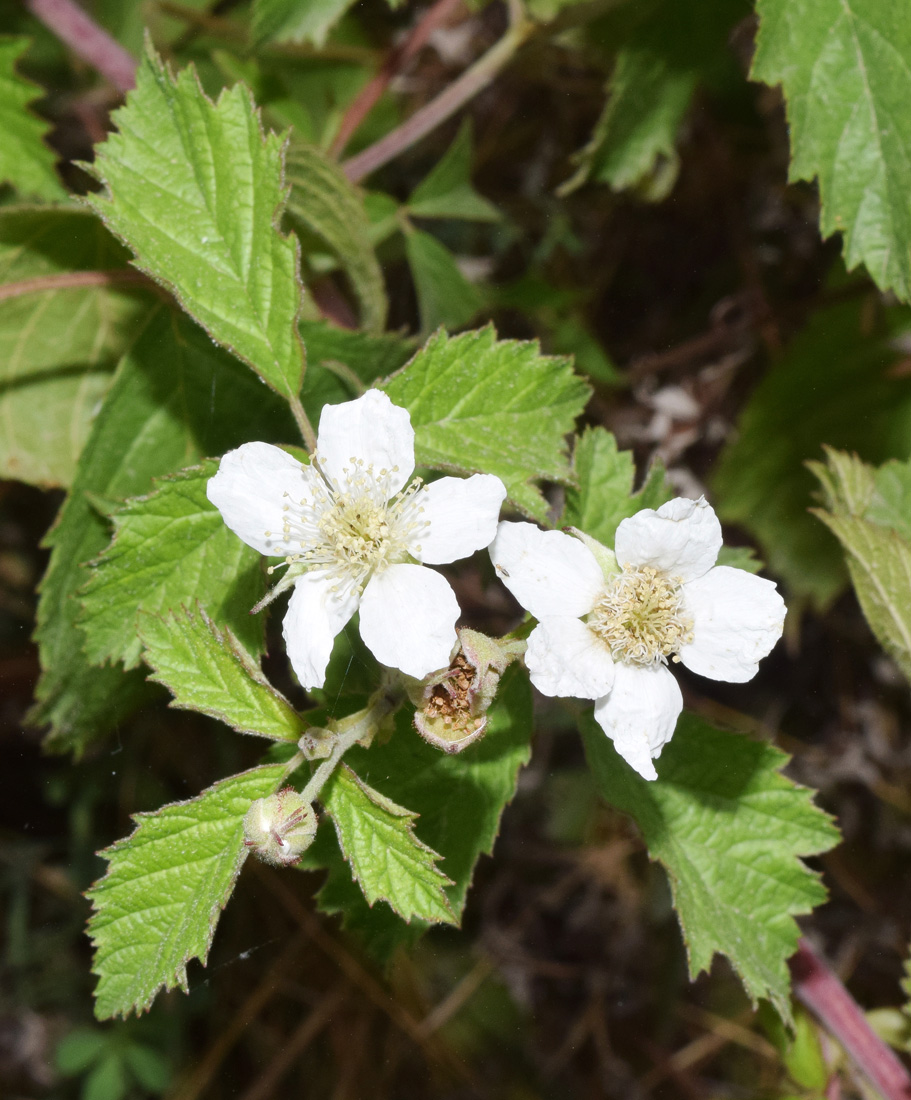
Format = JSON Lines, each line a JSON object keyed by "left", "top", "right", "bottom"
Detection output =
{"left": 0, "top": 38, "right": 65, "bottom": 201}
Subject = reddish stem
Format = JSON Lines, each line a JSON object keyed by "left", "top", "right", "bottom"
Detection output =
{"left": 331, "top": 0, "right": 464, "bottom": 158}
{"left": 25, "top": 0, "right": 137, "bottom": 92}
{"left": 790, "top": 939, "right": 911, "bottom": 1100}
{"left": 0, "top": 269, "right": 153, "bottom": 301}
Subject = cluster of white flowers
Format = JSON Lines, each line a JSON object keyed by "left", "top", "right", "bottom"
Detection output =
{"left": 209, "top": 390, "right": 785, "bottom": 780}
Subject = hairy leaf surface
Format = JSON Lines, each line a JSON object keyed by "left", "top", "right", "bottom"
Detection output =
{"left": 583, "top": 713, "right": 839, "bottom": 1021}
{"left": 88, "top": 763, "right": 288, "bottom": 1018}
{"left": 383, "top": 326, "right": 590, "bottom": 520}
{"left": 138, "top": 606, "right": 304, "bottom": 740}
{"left": 753, "top": 0, "right": 911, "bottom": 300}
{"left": 80, "top": 461, "right": 264, "bottom": 668}
{"left": 0, "top": 38, "right": 65, "bottom": 201}
{"left": 87, "top": 44, "right": 306, "bottom": 401}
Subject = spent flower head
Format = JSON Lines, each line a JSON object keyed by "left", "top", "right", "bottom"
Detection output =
{"left": 207, "top": 390, "right": 506, "bottom": 690}
{"left": 243, "top": 789, "right": 318, "bottom": 867}
{"left": 489, "top": 497, "right": 786, "bottom": 780}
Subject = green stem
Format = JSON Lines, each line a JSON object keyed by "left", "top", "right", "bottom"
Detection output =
{"left": 289, "top": 395, "right": 318, "bottom": 453}
{"left": 342, "top": 5, "right": 532, "bottom": 184}
{"left": 299, "top": 689, "right": 400, "bottom": 804}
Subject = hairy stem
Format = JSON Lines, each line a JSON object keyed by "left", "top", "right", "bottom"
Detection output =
{"left": 342, "top": 5, "right": 531, "bottom": 183}
{"left": 289, "top": 395, "right": 318, "bottom": 453}
{"left": 790, "top": 938, "right": 911, "bottom": 1100}
{"left": 331, "top": 0, "right": 465, "bottom": 158}
{"left": 300, "top": 688, "right": 401, "bottom": 805}
{"left": 25, "top": 0, "right": 138, "bottom": 92}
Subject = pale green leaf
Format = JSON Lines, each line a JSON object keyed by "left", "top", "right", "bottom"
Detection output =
{"left": 252, "top": 0, "right": 356, "bottom": 48}
{"left": 138, "top": 606, "right": 304, "bottom": 741}
{"left": 0, "top": 207, "right": 155, "bottom": 487}
{"left": 753, "top": 0, "right": 911, "bottom": 300}
{"left": 312, "top": 667, "right": 533, "bottom": 959}
{"left": 404, "top": 229, "right": 483, "bottom": 334}
{"left": 407, "top": 122, "right": 501, "bottom": 223}
{"left": 562, "top": 426, "right": 669, "bottom": 547}
{"left": 0, "top": 38, "right": 65, "bottom": 201}
{"left": 582, "top": 712, "right": 839, "bottom": 1021}
{"left": 80, "top": 461, "right": 265, "bottom": 669}
{"left": 321, "top": 764, "right": 455, "bottom": 925}
{"left": 713, "top": 298, "right": 911, "bottom": 608}
{"left": 810, "top": 449, "right": 911, "bottom": 683}
{"left": 382, "top": 326, "right": 590, "bottom": 520}
{"left": 87, "top": 763, "right": 288, "bottom": 1018}
{"left": 285, "top": 141, "right": 387, "bottom": 333}
{"left": 31, "top": 306, "right": 296, "bottom": 755}
{"left": 86, "top": 44, "right": 306, "bottom": 402}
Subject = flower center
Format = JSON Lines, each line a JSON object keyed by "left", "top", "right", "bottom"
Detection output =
{"left": 587, "top": 565, "right": 693, "bottom": 666}
{"left": 277, "top": 458, "right": 429, "bottom": 591}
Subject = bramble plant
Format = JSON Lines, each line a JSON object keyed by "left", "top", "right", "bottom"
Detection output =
{"left": 7, "top": 0, "right": 911, "bottom": 1093}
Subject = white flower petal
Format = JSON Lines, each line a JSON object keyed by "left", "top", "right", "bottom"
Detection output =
{"left": 283, "top": 572, "right": 359, "bottom": 691}
{"left": 614, "top": 496, "right": 722, "bottom": 583}
{"left": 525, "top": 618, "right": 615, "bottom": 699}
{"left": 678, "top": 566, "right": 786, "bottom": 683}
{"left": 207, "top": 442, "right": 311, "bottom": 556}
{"left": 413, "top": 474, "right": 507, "bottom": 564}
{"left": 359, "top": 563, "right": 458, "bottom": 678}
{"left": 593, "top": 662, "right": 683, "bottom": 781}
{"left": 316, "top": 390, "right": 414, "bottom": 497}
{"left": 489, "top": 522, "right": 604, "bottom": 620}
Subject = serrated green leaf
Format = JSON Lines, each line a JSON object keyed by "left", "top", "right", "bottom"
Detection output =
{"left": 404, "top": 229, "right": 484, "bottom": 334}
{"left": 382, "top": 326, "right": 590, "bottom": 520}
{"left": 321, "top": 764, "right": 456, "bottom": 924}
{"left": 138, "top": 606, "right": 304, "bottom": 741}
{"left": 582, "top": 712, "right": 839, "bottom": 1021}
{"left": 87, "top": 763, "right": 288, "bottom": 1019}
{"left": 0, "top": 38, "right": 65, "bottom": 201}
{"left": 80, "top": 462, "right": 265, "bottom": 669}
{"left": 810, "top": 450, "right": 911, "bottom": 683}
{"left": 299, "top": 319, "right": 413, "bottom": 410}
{"left": 753, "top": 0, "right": 911, "bottom": 301}
{"left": 713, "top": 298, "right": 911, "bottom": 608}
{"left": 407, "top": 122, "right": 501, "bottom": 223}
{"left": 0, "top": 207, "right": 155, "bottom": 487}
{"left": 313, "top": 667, "right": 532, "bottom": 959}
{"left": 86, "top": 44, "right": 306, "bottom": 402}
{"left": 31, "top": 306, "right": 297, "bottom": 755}
{"left": 285, "top": 141, "right": 387, "bottom": 333}
{"left": 252, "top": 0, "right": 356, "bottom": 48}
{"left": 562, "top": 426, "right": 669, "bottom": 546}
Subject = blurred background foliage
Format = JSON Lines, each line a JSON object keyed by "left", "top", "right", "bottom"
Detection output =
{"left": 3, "top": 0, "right": 911, "bottom": 1096}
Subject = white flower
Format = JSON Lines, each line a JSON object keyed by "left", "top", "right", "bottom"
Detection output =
{"left": 207, "top": 390, "right": 507, "bottom": 689}
{"left": 489, "top": 497, "right": 786, "bottom": 780}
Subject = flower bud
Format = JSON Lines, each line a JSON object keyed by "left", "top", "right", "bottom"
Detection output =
{"left": 243, "top": 788, "right": 318, "bottom": 867}
{"left": 412, "top": 629, "right": 525, "bottom": 754}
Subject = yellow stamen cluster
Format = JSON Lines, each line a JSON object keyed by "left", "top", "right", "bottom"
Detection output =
{"left": 587, "top": 565, "right": 693, "bottom": 666}
{"left": 270, "top": 455, "right": 429, "bottom": 592}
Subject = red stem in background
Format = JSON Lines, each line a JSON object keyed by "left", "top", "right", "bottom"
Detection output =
{"left": 25, "top": 0, "right": 137, "bottom": 92}
{"left": 330, "top": 0, "right": 465, "bottom": 159}
{"left": 791, "top": 938, "right": 911, "bottom": 1100}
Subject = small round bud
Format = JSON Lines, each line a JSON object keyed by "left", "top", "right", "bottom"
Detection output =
{"left": 243, "top": 788, "right": 318, "bottom": 867}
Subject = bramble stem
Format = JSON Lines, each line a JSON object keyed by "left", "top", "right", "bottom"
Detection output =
{"left": 299, "top": 689, "right": 400, "bottom": 805}
{"left": 331, "top": 0, "right": 465, "bottom": 158}
{"left": 25, "top": 0, "right": 137, "bottom": 92}
{"left": 289, "top": 395, "right": 318, "bottom": 453}
{"left": 342, "top": 4, "right": 531, "bottom": 183}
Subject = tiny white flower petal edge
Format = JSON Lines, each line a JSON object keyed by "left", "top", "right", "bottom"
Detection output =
{"left": 593, "top": 663, "right": 683, "bottom": 781}
{"left": 615, "top": 496, "right": 722, "bottom": 583}
{"left": 526, "top": 617, "right": 615, "bottom": 700}
{"left": 678, "top": 565, "right": 786, "bottom": 683}
{"left": 317, "top": 389, "right": 414, "bottom": 496}
{"left": 359, "top": 563, "right": 460, "bottom": 679}
{"left": 489, "top": 522, "right": 604, "bottom": 620}
{"left": 415, "top": 474, "right": 507, "bottom": 564}
{"left": 283, "top": 572, "right": 359, "bottom": 691}
{"left": 206, "top": 441, "right": 311, "bottom": 557}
